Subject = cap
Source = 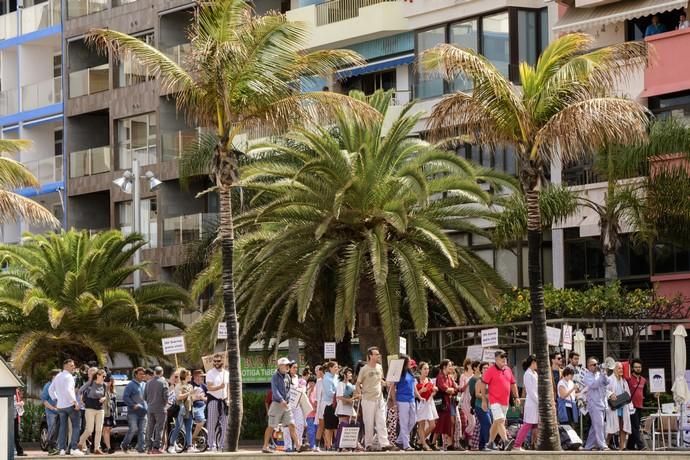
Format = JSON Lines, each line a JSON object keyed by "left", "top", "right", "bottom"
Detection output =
{"left": 495, "top": 350, "right": 507, "bottom": 358}
{"left": 277, "top": 357, "right": 291, "bottom": 366}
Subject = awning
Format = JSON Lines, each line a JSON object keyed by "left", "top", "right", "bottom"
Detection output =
{"left": 336, "top": 53, "right": 414, "bottom": 79}
{"left": 554, "top": 0, "right": 687, "bottom": 33}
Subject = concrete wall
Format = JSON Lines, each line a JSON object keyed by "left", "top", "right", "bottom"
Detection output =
{"left": 19, "top": 42, "right": 57, "bottom": 87}
{"left": 0, "top": 49, "right": 18, "bottom": 89}
{"left": 67, "top": 191, "right": 110, "bottom": 229}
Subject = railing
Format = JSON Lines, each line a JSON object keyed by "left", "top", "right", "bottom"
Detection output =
{"left": 315, "top": 0, "right": 396, "bottom": 26}
{"left": 163, "top": 43, "right": 192, "bottom": 66}
{"left": 161, "top": 129, "right": 198, "bottom": 161}
{"left": 0, "top": 11, "right": 18, "bottom": 40}
{"left": 118, "top": 146, "right": 157, "bottom": 169}
{"left": 163, "top": 213, "right": 218, "bottom": 246}
{"left": 69, "top": 64, "right": 109, "bottom": 98}
{"left": 21, "top": 76, "right": 62, "bottom": 111}
{"left": 67, "top": 0, "right": 107, "bottom": 18}
{"left": 0, "top": 88, "right": 18, "bottom": 116}
{"left": 69, "top": 146, "right": 111, "bottom": 178}
{"left": 563, "top": 162, "right": 604, "bottom": 186}
{"left": 21, "top": 0, "right": 60, "bottom": 35}
{"left": 24, "top": 155, "right": 63, "bottom": 183}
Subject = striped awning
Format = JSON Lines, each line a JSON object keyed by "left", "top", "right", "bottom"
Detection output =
{"left": 554, "top": 0, "right": 688, "bottom": 33}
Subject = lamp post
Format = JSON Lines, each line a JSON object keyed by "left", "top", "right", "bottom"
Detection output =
{"left": 113, "top": 159, "right": 162, "bottom": 288}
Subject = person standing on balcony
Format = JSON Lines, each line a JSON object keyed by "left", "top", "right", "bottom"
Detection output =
{"left": 678, "top": 13, "right": 690, "bottom": 29}
{"left": 645, "top": 15, "right": 667, "bottom": 37}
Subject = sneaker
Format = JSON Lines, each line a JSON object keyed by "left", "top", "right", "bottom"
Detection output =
{"left": 262, "top": 447, "right": 274, "bottom": 454}
{"left": 188, "top": 446, "right": 200, "bottom": 453}
{"left": 48, "top": 448, "right": 60, "bottom": 456}
{"left": 69, "top": 449, "right": 85, "bottom": 456}
{"left": 209, "top": 447, "right": 217, "bottom": 452}
{"left": 167, "top": 446, "right": 177, "bottom": 454}
{"left": 298, "top": 445, "right": 310, "bottom": 453}
{"left": 121, "top": 445, "right": 129, "bottom": 454}
{"left": 503, "top": 439, "right": 515, "bottom": 452}
{"left": 58, "top": 450, "right": 66, "bottom": 456}
{"left": 312, "top": 447, "right": 321, "bottom": 452}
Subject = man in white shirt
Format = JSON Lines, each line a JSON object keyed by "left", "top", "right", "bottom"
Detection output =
{"left": 205, "top": 353, "right": 229, "bottom": 451}
{"left": 48, "top": 359, "right": 84, "bottom": 456}
{"left": 355, "top": 347, "right": 396, "bottom": 452}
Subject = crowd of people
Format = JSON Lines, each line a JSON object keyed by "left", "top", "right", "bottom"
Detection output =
{"left": 261, "top": 347, "right": 651, "bottom": 453}
{"left": 37, "top": 356, "right": 229, "bottom": 456}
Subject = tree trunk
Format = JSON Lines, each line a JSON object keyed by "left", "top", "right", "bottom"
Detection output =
{"left": 355, "top": 277, "right": 388, "bottom": 359}
{"left": 219, "top": 184, "right": 243, "bottom": 452}
{"left": 604, "top": 250, "right": 617, "bottom": 282}
{"left": 525, "top": 186, "right": 561, "bottom": 451}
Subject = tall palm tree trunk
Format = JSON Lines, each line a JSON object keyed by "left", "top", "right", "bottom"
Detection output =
{"left": 219, "top": 184, "right": 243, "bottom": 452}
{"left": 525, "top": 185, "right": 561, "bottom": 451}
{"left": 355, "top": 276, "right": 388, "bottom": 358}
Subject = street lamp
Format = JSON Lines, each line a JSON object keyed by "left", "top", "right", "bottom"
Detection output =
{"left": 113, "top": 159, "right": 162, "bottom": 288}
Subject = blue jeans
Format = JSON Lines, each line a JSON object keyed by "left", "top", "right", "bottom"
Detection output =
{"left": 475, "top": 406, "right": 491, "bottom": 450}
{"left": 306, "top": 417, "right": 316, "bottom": 448}
{"left": 46, "top": 412, "right": 58, "bottom": 449}
{"left": 122, "top": 412, "right": 147, "bottom": 452}
{"left": 57, "top": 406, "right": 81, "bottom": 451}
{"left": 170, "top": 410, "right": 193, "bottom": 448}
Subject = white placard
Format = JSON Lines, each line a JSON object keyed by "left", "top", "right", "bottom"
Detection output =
{"left": 649, "top": 368, "right": 666, "bottom": 393}
{"left": 562, "top": 325, "right": 573, "bottom": 350}
{"left": 465, "top": 345, "right": 484, "bottom": 362}
{"left": 481, "top": 328, "right": 499, "bottom": 347}
{"left": 162, "top": 336, "right": 186, "bottom": 355}
{"left": 339, "top": 426, "right": 360, "bottom": 448}
{"left": 386, "top": 358, "right": 405, "bottom": 383}
{"left": 547, "top": 326, "right": 562, "bottom": 347}
{"left": 288, "top": 387, "right": 302, "bottom": 409}
{"left": 399, "top": 336, "right": 407, "bottom": 355}
{"left": 482, "top": 348, "right": 497, "bottom": 363}
{"left": 217, "top": 322, "right": 227, "bottom": 340}
{"left": 324, "top": 342, "right": 336, "bottom": 359}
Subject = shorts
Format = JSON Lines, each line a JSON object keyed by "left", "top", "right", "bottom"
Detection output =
{"left": 323, "top": 405, "right": 339, "bottom": 430}
{"left": 103, "top": 416, "right": 115, "bottom": 427}
{"left": 490, "top": 403, "right": 509, "bottom": 421}
{"left": 267, "top": 402, "right": 294, "bottom": 429}
{"left": 193, "top": 406, "right": 206, "bottom": 423}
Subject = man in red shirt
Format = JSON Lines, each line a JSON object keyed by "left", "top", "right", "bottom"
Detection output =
{"left": 482, "top": 350, "right": 520, "bottom": 451}
{"left": 625, "top": 359, "right": 647, "bottom": 450}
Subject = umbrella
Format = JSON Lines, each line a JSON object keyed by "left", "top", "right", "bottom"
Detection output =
{"left": 574, "top": 330, "right": 586, "bottom": 364}
{"left": 672, "top": 325, "right": 689, "bottom": 404}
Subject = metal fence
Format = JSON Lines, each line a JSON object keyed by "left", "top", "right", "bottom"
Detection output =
{"left": 315, "top": 0, "right": 397, "bottom": 26}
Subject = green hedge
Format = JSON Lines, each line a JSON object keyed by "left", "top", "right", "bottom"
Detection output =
{"left": 20, "top": 399, "right": 43, "bottom": 443}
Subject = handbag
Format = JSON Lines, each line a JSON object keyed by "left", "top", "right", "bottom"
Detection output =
{"left": 433, "top": 395, "right": 446, "bottom": 412}
{"left": 608, "top": 392, "right": 631, "bottom": 410}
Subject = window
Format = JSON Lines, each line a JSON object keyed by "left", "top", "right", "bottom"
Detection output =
{"left": 482, "top": 12, "right": 510, "bottom": 78}
{"left": 116, "top": 198, "right": 158, "bottom": 248}
{"left": 117, "top": 113, "right": 157, "bottom": 169}
{"left": 450, "top": 19, "right": 477, "bottom": 92}
{"left": 117, "top": 33, "right": 154, "bottom": 88}
{"left": 416, "top": 26, "right": 446, "bottom": 99}
{"left": 649, "top": 90, "right": 690, "bottom": 124}
{"left": 654, "top": 242, "right": 690, "bottom": 274}
{"left": 342, "top": 69, "right": 396, "bottom": 95}
{"left": 53, "top": 54, "right": 62, "bottom": 78}
{"left": 456, "top": 143, "right": 517, "bottom": 176}
{"left": 54, "top": 129, "right": 63, "bottom": 157}
{"left": 518, "top": 10, "right": 538, "bottom": 66}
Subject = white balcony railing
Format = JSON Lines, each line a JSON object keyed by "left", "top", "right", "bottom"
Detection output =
{"left": 22, "top": 76, "right": 62, "bottom": 111}
{"left": 21, "top": 0, "right": 60, "bottom": 35}
{"left": 69, "top": 146, "right": 111, "bottom": 178}
{"left": 315, "top": 0, "right": 397, "bottom": 26}
{"left": 67, "top": 0, "right": 107, "bottom": 19}
{"left": 163, "top": 213, "right": 218, "bottom": 246}
{"left": 0, "top": 10, "right": 18, "bottom": 39}
{"left": 24, "top": 155, "right": 63, "bottom": 184}
{"left": 69, "top": 64, "right": 109, "bottom": 98}
{"left": 0, "top": 88, "right": 19, "bottom": 116}
{"left": 161, "top": 129, "right": 198, "bottom": 161}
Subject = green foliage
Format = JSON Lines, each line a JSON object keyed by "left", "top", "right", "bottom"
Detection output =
{"left": 241, "top": 391, "right": 268, "bottom": 440}
{"left": 19, "top": 399, "right": 43, "bottom": 443}
{"left": 496, "top": 282, "right": 684, "bottom": 323}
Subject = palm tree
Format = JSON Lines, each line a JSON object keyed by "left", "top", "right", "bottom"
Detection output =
{"left": 222, "top": 89, "right": 513, "bottom": 357}
{"left": 0, "top": 139, "right": 60, "bottom": 227}
{"left": 0, "top": 230, "right": 190, "bottom": 374}
{"left": 423, "top": 33, "right": 650, "bottom": 450}
{"left": 87, "top": 0, "right": 376, "bottom": 449}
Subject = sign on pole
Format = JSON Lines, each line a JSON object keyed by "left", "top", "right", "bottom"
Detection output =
{"left": 546, "top": 326, "right": 562, "bottom": 347}
{"left": 324, "top": 342, "right": 336, "bottom": 359}
{"left": 162, "top": 336, "right": 186, "bottom": 355}
{"left": 481, "top": 328, "right": 499, "bottom": 347}
{"left": 562, "top": 325, "right": 573, "bottom": 350}
{"left": 482, "top": 348, "right": 497, "bottom": 363}
{"left": 217, "top": 322, "right": 227, "bottom": 340}
{"left": 399, "top": 336, "right": 407, "bottom": 355}
{"left": 649, "top": 368, "right": 666, "bottom": 393}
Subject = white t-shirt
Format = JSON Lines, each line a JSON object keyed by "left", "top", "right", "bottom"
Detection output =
{"left": 335, "top": 381, "right": 356, "bottom": 416}
{"left": 205, "top": 367, "right": 229, "bottom": 400}
{"left": 558, "top": 379, "right": 575, "bottom": 406}
{"left": 49, "top": 370, "right": 77, "bottom": 409}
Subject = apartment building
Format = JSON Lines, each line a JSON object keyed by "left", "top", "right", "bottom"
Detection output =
{"left": 0, "top": 0, "right": 64, "bottom": 242}
{"left": 551, "top": 0, "right": 690, "bottom": 296}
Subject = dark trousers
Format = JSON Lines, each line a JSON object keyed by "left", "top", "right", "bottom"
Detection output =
{"left": 14, "top": 416, "right": 24, "bottom": 455}
{"left": 627, "top": 408, "right": 645, "bottom": 450}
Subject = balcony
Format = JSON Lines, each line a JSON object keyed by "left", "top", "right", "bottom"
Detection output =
{"left": 118, "top": 146, "right": 157, "bottom": 169}
{"left": 69, "top": 65, "right": 109, "bottom": 98}
{"left": 21, "top": 0, "right": 60, "bottom": 35}
{"left": 0, "top": 11, "right": 18, "bottom": 40}
{"left": 66, "top": 0, "right": 107, "bottom": 19}
{"left": 163, "top": 213, "right": 218, "bottom": 246}
{"left": 22, "top": 76, "right": 62, "bottom": 111}
{"left": 69, "top": 146, "right": 111, "bottom": 178}
{"left": 0, "top": 88, "right": 18, "bottom": 116}
{"left": 286, "top": 0, "right": 408, "bottom": 49}
{"left": 643, "top": 28, "right": 690, "bottom": 98}
{"left": 24, "top": 155, "right": 63, "bottom": 184}
{"left": 163, "top": 43, "right": 192, "bottom": 66}
{"left": 161, "top": 129, "right": 198, "bottom": 161}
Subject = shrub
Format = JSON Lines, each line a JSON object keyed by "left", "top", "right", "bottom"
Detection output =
{"left": 241, "top": 391, "right": 268, "bottom": 440}
{"left": 20, "top": 399, "right": 43, "bottom": 443}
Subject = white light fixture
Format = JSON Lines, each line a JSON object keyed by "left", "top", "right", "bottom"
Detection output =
{"left": 145, "top": 171, "right": 163, "bottom": 191}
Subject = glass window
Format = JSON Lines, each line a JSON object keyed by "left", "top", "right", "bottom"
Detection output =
{"left": 450, "top": 19, "right": 477, "bottom": 92}
{"left": 117, "top": 33, "right": 154, "bottom": 88}
{"left": 116, "top": 198, "right": 158, "bottom": 248}
{"left": 518, "top": 10, "right": 538, "bottom": 66}
{"left": 117, "top": 113, "right": 157, "bottom": 168}
{"left": 540, "top": 8, "right": 549, "bottom": 56}
{"left": 416, "top": 27, "right": 445, "bottom": 99}
{"left": 496, "top": 249, "right": 518, "bottom": 286}
{"left": 482, "top": 12, "right": 510, "bottom": 78}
